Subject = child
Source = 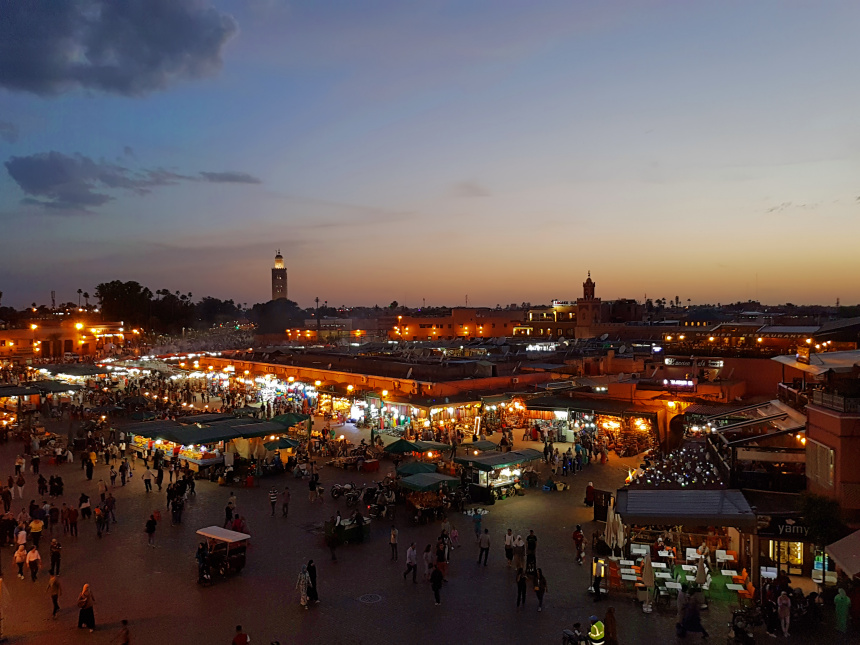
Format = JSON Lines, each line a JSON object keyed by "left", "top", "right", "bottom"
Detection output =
{"left": 450, "top": 525, "right": 459, "bottom": 548}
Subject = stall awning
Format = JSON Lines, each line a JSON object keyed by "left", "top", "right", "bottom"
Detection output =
{"left": 271, "top": 413, "right": 310, "bottom": 427}
{"left": 399, "top": 472, "right": 459, "bottom": 492}
{"left": 454, "top": 448, "right": 543, "bottom": 472}
{"left": 465, "top": 440, "right": 499, "bottom": 452}
{"left": 231, "top": 421, "right": 289, "bottom": 439}
{"left": 615, "top": 489, "right": 757, "bottom": 529}
{"left": 124, "top": 421, "right": 186, "bottom": 439}
{"left": 826, "top": 530, "right": 860, "bottom": 579}
{"left": 384, "top": 439, "right": 426, "bottom": 454}
{"left": 0, "top": 386, "right": 39, "bottom": 397}
{"left": 31, "top": 380, "right": 82, "bottom": 394}
{"left": 171, "top": 426, "right": 241, "bottom": 445}
{"left": 397, "top": 461, "right": 438, "bottom": 475}
{"left": 177, "top": 413, "right": 234, "bottom": 425}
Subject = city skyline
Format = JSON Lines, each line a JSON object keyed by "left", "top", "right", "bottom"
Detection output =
{"left": 2, "top": 1, "right": 860, "bottom": 308}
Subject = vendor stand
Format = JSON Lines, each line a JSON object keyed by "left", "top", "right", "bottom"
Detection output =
{"left": 453, "top": 448, "right": 543, "bottom": 503}
{"left": 399, "top": 472, "right": 459, "bottom": 524}
{"left": 324, "top": 515, "right": 371, "bottom": 545}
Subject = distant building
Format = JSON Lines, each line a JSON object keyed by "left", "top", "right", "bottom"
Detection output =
{"left": 271, "top": 250, "right": 287, "bottom": 301}
{"left": 390, "top": 308, "right": 523, "bottom": 341}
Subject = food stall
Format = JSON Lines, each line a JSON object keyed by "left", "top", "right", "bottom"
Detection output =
{"left": 125, "top": 421, "right": 238, "bottom": 472}
{"left": 454, "top": 448, "right": 543, "bottom": 503}
{"left": 399, "top": 472, "right": 460, "bottom": 524}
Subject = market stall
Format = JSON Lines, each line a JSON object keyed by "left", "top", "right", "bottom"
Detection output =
{"left": 399, "top": 472, "right": 459, "bottom": 524}
{"left": 453, "top": 448, "right": 543, "bottom": 503}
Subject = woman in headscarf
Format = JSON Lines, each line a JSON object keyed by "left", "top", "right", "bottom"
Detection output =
{"left": 584, "top": 482, "right": 595, "bottom": 507}
{"left": 295, "top": 565, "right": 310, "bottom": 609}
{"left": 604, "top": 606, "right": 619, "bottom": 645}
{"left": 306, "top": 559, "right": 319, "bottom": 604}
{"left": 834, "top": 587, "right": 851, "bottom": 633}
{"left": 512, "top": 535, "right": 525, "bottom": 571}
{"left": 77, "top": 583, "right": 95, "bottom": 631}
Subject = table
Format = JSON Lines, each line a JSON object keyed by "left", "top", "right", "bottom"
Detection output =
{"left": 620, "top": 560, "right": 634, "bottom": 566}
{"left": 621, "top": 574, "right": 638, "bottom": 581}
{"left": 716, "top": 555, "right": 733, "bottom": 563}
{"left": 726, "top": 583, "right": 745, "bottom": 591}
{"left": 681, "top": 565, "right": 697, "bottom": 572}
{"left": 665, "top": 581, "right": 682, "bottom": 590}
{"left": 621, "top": 568, "right": 636, "bottom": 575}
{"left": 655, "top": 572, "right": 672, "bottom": 579}
{"left": 721, "top": 569, "right": 738, "bottom": 577}
{"left": 651, "top": 562, "right": 667, "bottom": 569}
{"left": 658, "top": 550, "right": 674, "bottom": 557}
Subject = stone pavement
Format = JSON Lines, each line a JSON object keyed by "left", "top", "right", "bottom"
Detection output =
{"left": 0, "top": 422, "right": 850, "bottom": 644}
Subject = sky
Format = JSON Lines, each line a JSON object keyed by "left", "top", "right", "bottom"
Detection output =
{"left": 1, "top": 0, "right": 859, "bottom": 309}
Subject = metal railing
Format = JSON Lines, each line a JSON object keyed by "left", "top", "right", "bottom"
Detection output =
{"left": 812, "top": 390, "right": 860, "bottom": 413}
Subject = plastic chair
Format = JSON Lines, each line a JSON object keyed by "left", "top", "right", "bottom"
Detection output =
{"left": 732, "top": 568, "right": 748, "bottom": 586}
{"left": 737, "top": 582, "right": 755, "bottom": 608}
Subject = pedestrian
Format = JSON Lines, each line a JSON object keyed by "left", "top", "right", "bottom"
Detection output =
{"left": 268, "top": 486, "right": 279, "bottom": 516}
{"left": 296, "top": 564, "right": 311, "bottom": 609}
{"left": 682, "top": 594, "right": 709, "bottom": 639}
{"left": 403, "top": 542, "right": 418, "bottom": 583}
{"left": 423, "top": 544, "right": 434, "bottom": 580}
{"left": 29, "top": 515, "right": 44, "bottom": 548}
{"left": 306, "top": 559, "right": 319, "bottom": 604}
{"left": 308, "top": 477, "right": 317, "bottom": 502}
{"left": 232, "top": 625, "right": 250, "bottom": 645}
{"left": 584, "top": 481, "right": 595, "bottom": 507}
{"left": 525, "top": 529, "right": 537, "bottom": 575}
{"left": 593, "top": 556, "right": 607, "bottom": 601}
{"left": 109, "top": 467, "right": 117, "bottom": 488}
{"left": 390, "top": 525, "right": 398, "bottom": 561}
{"left": 281, "top": 487, "right": 290, "bottom": 517}
{"left": 47, "top": 572, "right": 62, "bottom": 618}
{"left": 77, "top": 584, "right": 96, "bottom": 632}
{"left": 79, "top": 493, "right": 92, "bottom": 520}
{"left": 68, "top": 505, "right": 79, "bottom": 537}
{"left": 516, "top": 567, "right": 528, "bottom": 608}
{"left": 26, "top": 544, "right": 42, "bottom": 581}
{"left": 477, "top": 528, "right": 490, "bottom": 565}
{"left": 450, "top": 525, "right": 459, "bottom": 548}
{"left": 144, "top": 514, "right": 157, "bottom": 547}
{"left": 834, "top": 587, "right": 851, "bottom": 633}
{"left": 534, "top": 568, "right": 548, "bottom": 611}
{"left": 472, "top": 511, "right": 482, "bottom": 541}
{"left": 155, "top": 467, "right": 164, "bottom": 492}
{"left": 573, "top": 524, "right": 585, "bottom": 564}
{"left": 504, "top": 528, "right": 514, "bottom": 566}
{"left": 97, "top": 479, "right": 107, "bottom": 502}
{"left": 49, "top": 538, "right": 61, "bottom": 574}
{"left": 778, "top": 590, "right": 791, "bottom": 637}
{"left": 142, "top": 468, "right": 154, "bottom": 493}
{"left": 430, "top": 563, "right": 444, "bottom": 606}
{"left": 512, "top": 535, "right": 525, "bottom": 570}
{"left": 15, "top": 473, "right": 25, "bottom": 499}
{"left": 13, "top": 544, "right": 27, "bottom": 578}
{"left": 224, "top": 501, "right": 235, "bottom": 528}
{"left": 604, "top": 606, "right": 618, "bottom": 645}
{"left": 116, "top": 619, "right": 131, "bottom": 645}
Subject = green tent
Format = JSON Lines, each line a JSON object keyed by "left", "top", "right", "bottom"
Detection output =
{"left": 272, "top": 413, "right": 310, "bottom": 427}
{"left": 383, "top": 439, "right": 425, "bottom": 454}
{"left": 463, "top": 440, "right": 499, "bottom": 452}
{"left": 264, "top": 437, "right": 300, "bottom": 451}
{"left": 396, "top": 461, "right": 438, "bottom": 476}
{"left": 399, "top": 472, "right": 459, "bottom": 492}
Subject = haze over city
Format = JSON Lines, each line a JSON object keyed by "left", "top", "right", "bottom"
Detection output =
{"left": 2, "top": 1, "right": 859, "bottom": 308}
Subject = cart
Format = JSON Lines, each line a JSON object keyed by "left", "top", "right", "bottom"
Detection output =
{"left": 196, "top": 526, "right": 250, "bottom": 583}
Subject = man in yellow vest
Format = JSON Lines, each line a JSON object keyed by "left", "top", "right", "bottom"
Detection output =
{"left": 588, "top": 615, "right": 605, "bottom": 644}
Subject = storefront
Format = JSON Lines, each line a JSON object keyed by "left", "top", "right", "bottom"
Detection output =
{"left": 454, "top": 448, "right": 543, "bottom": 503}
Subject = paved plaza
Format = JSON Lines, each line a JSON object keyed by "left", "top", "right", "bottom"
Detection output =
{"left": 1, "top": 419, "right": 851, "bottom": 644}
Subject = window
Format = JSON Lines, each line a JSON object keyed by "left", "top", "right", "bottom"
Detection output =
{"left": 807, "top": 440, "right": 835, "bottom": 489}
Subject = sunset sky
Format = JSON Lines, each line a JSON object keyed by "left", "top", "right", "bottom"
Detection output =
{"left": 1, "top": 1, "right": 859, "bottom": 309}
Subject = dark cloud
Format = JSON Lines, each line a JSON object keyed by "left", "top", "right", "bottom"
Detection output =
{"left": 4, "top": 151, "right": 260, "bottom": 212}
{"left": 200, "top": 171, "right": 261, "bottom": 184}
{"left": 450, "top": 180, "right": 490, "bottom": 198}
{"left": 0, "top": 0, "right": 237, "bottom": 96}
{"left": 0, "top": 121, "right": 19, "bottom": 143}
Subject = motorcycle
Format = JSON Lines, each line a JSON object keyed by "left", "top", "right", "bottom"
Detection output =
{"left": 345, "top": 485, "right": 365, "bottom": 508}
{"left": 330, "top": 482, "right": 357, "bottom": 500}
{"left": 561, "top": 626, "right": 586, "bottom": 644}
{"left": 727, "top": 608, "right": 759, "bottom": 644}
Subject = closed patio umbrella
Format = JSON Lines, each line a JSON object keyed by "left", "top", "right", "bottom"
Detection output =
{"left": 695, "top": 556, "right": 708, "bottom": 585}
{"left": 641, "top": 553, "right": 655, "bottom": 613}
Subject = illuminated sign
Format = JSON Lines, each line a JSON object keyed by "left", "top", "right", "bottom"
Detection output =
{"left": 663, "top": 378, "right": 697, "bottom": 391}
{"left": 526, "top": 343, "right": 558, "bottom": 352}
{"left": 664, "top": 358, "right": 724, "bottom": 368}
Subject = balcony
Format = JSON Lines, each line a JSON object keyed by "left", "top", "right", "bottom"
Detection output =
{"left": 811, "top": 390, "right": 860, "bottom": 414}
{"left": 777, "top": 383, "right": 808, "bottom": 409}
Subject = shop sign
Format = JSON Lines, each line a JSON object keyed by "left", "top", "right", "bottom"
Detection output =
{"left": 665, "top": 357, "right": 724, "bottom": 368}
{"left": 526, "top": 342, "right": 558, "bottom": 352}
{"left": 662, "top": 378, "right": 697, "bottom": 391}
{"left": 756, "top": 515, "right": 811, "bottom": 540}
{"left": 796, "top": 346, "right": 810, "bottom": 365}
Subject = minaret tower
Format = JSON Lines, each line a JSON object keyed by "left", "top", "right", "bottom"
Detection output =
{"left": 272, "top": 250, "right": 287, "bottom": 300}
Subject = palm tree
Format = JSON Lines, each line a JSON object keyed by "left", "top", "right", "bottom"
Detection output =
{"left": 77, "top": 289, "right": 82, "bottom": 306}
{"left": 83, "top": 292, "right": 90, "bottom": 307}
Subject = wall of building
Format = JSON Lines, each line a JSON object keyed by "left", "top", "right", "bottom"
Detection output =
{"left": 806, "top": 404, "right": 860, "bottom": 521}
{"left": 391, "top": 308, "right": 523, "bottom": 341}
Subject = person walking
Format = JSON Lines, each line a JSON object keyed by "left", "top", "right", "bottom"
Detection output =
{"left": 116, "top": 619, "right": 131, "bottom": 645}
{"left": 68, "top": 505, "right": 78, "bottom": 537}
{"left": 423, "top": 544, "right": 434, "bottom": 581}
{"left": 77, "top": 584, "right": 96, "bottom": 632}
{"left": 573, "top": 525, "right": 585, "bottom": 565}
{"left": 778, "top": 590, "right": 791, "bottom": 637}
{"left": 477, "top": 528, "right": 490, "bottom": 566}
{"left": 604, "top": 606, "right": 619, "bottom": 645}
{"left": 97, "top": 479, "right": 107, "bottom": 502}
{"left": 144, "top": 514, "right": 157, "bottom": 547}
{"left": 584, "top": 481, "right": 595, "bottom": 507}
{"left": 525, "top": 529, "right": 537, "bottom": 575}
{"left": 403, "top": 543, "right": 418, "bottom": 582}
{"left": 472, "top": 511, "right": 482, "bottom": 541}
{"left": 15, "top": 473, "right": 25, "bottom": 499}
{"left": 46, "top": 573, "right": 62, "bottom": 619}
{"left": 26, "top": 544, "right": 42, "bottom": 581}
{"left": 29, "top": 516, "right": 44, "bottom": 548}
{"left": 516, "top": 567, "right": 528, "bottom": 608}
{"left": 534, "top": 568, "right": 548, "bottom": 611}
{"left": 682, "top": 594, "right": 709, "bottom": 639}
{"left": 512, "top": 535, "right": 525, "bottom": 571}
{"left": 232, "top": 625, "right": 250, "bottom": 645}
{"left": 504, "top": 529, "right": 514, "bottom": 567}
{"left": 306, "top": 559, "right": 319, "bottom": 604}
{"left": 49, "top": 538, "right": 61, "bottom": 574}
{"left": 296, "top": 564, "right": 311, "bottom": 609}
{"left": 142, "top": 468, "right": 154, "bottom": 493}
{"left": 268, "top": 487, "right": 279, "bottom": 516}
{"left": 592, "top": 556, "right": 607, "bottom": 601}
{"left": 390, "top": 526, "right": 398, "bottom": 561}
{"left": 281, "top": 487, "right": 290, "bottom": 518}
{"left": 430, "top": 563, "right": 444, "bottom": 606}
{"left": 13, "top": 544, "right": 27, "bottom": 578}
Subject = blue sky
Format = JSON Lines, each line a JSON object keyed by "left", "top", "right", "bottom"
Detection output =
{"left": 1, "top": 0, "right": 858, "bottom": 308}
